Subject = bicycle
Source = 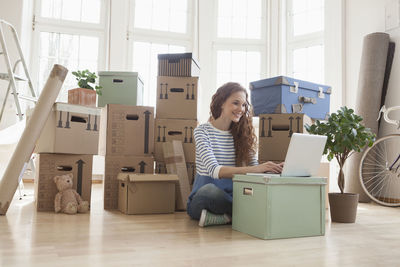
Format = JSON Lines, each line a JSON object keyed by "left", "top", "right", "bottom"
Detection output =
{"left": 359, "top": 105, "right": 400, "bottom": 206}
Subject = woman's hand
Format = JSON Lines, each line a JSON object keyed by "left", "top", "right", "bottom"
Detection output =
{"left": 252, "top": 161, "right": 283, "bottom": 174}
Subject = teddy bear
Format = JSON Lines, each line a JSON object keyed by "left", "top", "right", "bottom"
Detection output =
{"left": 54, "top": 173, "right": 89, "bottom": 214}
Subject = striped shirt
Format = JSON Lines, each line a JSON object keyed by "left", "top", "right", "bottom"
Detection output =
{"left": 194, "top": 122, "right": 258, "bottom": 179}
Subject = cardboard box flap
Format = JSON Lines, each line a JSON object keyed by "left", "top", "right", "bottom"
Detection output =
{"left": 54, "top": 102, "right": 101, "bottom": 115}
{"left": 117, "top": 173, "right": 179, "bottom": 183}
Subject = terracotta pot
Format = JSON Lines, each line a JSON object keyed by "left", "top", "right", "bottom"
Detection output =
{"left": 68, "top": 88, "right": 96, "bottom": 107}
{"left": 328, "top": 192, "right": 359, "bottom": 223}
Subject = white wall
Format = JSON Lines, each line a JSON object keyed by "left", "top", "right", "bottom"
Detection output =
{"left": 344, "top": 0, "right": 385, "bottom": 109}
{"left": 345, "top": 0, "right": 400, "bottom": 136}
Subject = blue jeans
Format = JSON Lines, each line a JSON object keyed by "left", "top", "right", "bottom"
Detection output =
{"left": 187, "top": 174, "right": 233, "bottom": 220}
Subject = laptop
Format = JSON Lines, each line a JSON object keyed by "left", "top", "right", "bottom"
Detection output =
{"left": 249, "top": 133, "right": 327, "bottom": 177}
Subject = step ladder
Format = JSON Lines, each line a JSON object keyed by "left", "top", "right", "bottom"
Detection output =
{"left": 0, "top": 19, "right": 37, "bottom": 123}
{"left": 0, "top": 19, "right": 38, "bottom": 199}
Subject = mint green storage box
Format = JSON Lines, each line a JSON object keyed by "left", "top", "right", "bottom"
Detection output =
{"left": 98, "top": 71, "right": 144, "bottom": 107}
{"left": 232, "top": 175, "right": 326, "bottom": 240}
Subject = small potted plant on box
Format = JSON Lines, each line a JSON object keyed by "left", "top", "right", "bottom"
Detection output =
{"left": 305, "top": 106, "right": 375, "bottom": 223}
{"left": 68, "top": 70, "right": 102, "bottom": 107}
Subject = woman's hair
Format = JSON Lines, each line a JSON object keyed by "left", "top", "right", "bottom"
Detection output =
{"left": 209, "top": 82, "right": 257, "bottom": 166}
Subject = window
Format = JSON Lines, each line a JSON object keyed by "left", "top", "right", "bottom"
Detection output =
{"left": 130, "top": 0, "right": 192, "bottom": 107}
{"left": 31, "top": 0, "right": 107, "bottom": 101}
{"left": 286, "top": 0, "right": 324, "bottom": 83}
{"left": 215, "top": 0, "right": 267, "bottom": 89}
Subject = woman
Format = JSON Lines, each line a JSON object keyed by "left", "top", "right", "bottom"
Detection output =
{"left": 187, "top": 82, "right": 283, "bottom": 227}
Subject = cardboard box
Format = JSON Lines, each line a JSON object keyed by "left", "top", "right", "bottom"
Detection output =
{"left": 155, "top": 161, "right": 196, "bottom": 188}
{"left": 104, "top": 155, "right": 154, "bottom": 210}
{"left": 99, "top": 104, "right": 154, "bottom": 156}
{"left": 98, "top": 71, "right": 144, "bottom": 107}
{"left": 154, "top": 119, "right": 197, "bottom": 162}
{"left": 118, "top": 173, "right": 178, "bottom": 214}
{"left": 163, "top": 141, "right": 191, "bottom": 210}
{"left": 233, "top": 175, "right": 326, "bottom": 239}
{"left": 34, "top": 153, "right": 93, "bottom": 212}
{"left": 158, "top": 53, "right": 200, "bottom": 77}
{"left": 258, "top": 113, "right": 312, "bottom": 161}
{"left": 156, "top": 76, "right": 198, "bottom": 120}
{"left": 32, "top": 103, "right": 101, "bottom": 155}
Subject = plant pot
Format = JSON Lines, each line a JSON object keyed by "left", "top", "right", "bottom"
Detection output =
{"left": 328, "top": 192, "right": 359, "bottom": 223}
{"left": 68, "top": 88, "right": 96, "bottom": 107}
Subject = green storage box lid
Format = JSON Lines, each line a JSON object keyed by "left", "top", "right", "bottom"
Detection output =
{"left": 98, "top": 71, "right": 141, "bottom": 77}
{"left": 233, "top": 174, "right": 327, "bottom": 185}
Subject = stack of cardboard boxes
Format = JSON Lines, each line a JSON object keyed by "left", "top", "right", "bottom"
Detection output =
{"left": 154, "top": 53, "right": 200, "bottom": 194}
{"left": 95, "top": 71, "right": 156, "bottom": 210}
{"left": 33, "top": 103, "right": 100, "bottom": 211}
{"left": 99, "top": 104, "right": 155, "bottom": 210}
{"left": 250, "top": 76, "right": 331, "bottom": 209}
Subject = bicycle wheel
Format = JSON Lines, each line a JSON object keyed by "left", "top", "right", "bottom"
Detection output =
{"left": 359, "top": 134, "right": 400, "bottom": 207}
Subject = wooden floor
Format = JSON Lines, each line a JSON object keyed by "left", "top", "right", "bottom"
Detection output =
{"left": 1, "top": 184, "right": 400, "bottom": 267}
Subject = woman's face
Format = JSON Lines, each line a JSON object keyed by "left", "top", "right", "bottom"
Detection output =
{"left": 220, "top": 91, "right": 247, "bottom": 123}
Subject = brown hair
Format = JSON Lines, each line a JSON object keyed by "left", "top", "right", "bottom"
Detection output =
{"left": 209, "top": 82, "right": 257, "bottom": 166}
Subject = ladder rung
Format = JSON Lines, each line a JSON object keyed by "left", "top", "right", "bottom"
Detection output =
{"left": 16, "top": 94, "right": 37, "bottom": 102}
{"left": 0, "top": 73, "right": 26, "bottom": 81}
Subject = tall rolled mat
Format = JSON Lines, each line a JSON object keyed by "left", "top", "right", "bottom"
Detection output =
{"left": 0, "top": 64, "right": 68, "bottom": 215}
{"left": 345, "top": 33, "right": 390, "bottom": 202}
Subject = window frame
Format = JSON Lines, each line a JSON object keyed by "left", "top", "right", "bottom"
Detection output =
{"left": 30, "top": 0, "right": 109, "bottom": 95}
{"left": 285, "top": 0, "right": 324, "bottom": 82}
{"left": 127, "top": 0, "right": 194, "bottom": 69}
{"left": 213, "top": 0, "right": 268, "bottom": 90}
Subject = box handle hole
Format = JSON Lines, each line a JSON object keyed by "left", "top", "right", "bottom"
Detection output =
{"left": 56, "top": 166, "right": 73, "bottom": 171}
{"left": 71, "top": 116, "right": 87, "bottom": 123}
{"left": 170, "top": 88, "right": 184, "bottom": 93}
{"left": 243, "top": 187, "right": 253, "bottom": 196}
{"left": 126, "top": 114, "right": 139, "bottom": 120}
{"left": 121, "top": 167, "right": 135, "bottom": 172}
{"left": 168, "top": 131, "right": 182, "bottom": 136}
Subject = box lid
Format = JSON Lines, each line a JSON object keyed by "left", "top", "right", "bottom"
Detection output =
{"left": 249, "top": 76, "right": 332, "bottom": 94}
{"left": 157, "top": 53, "right": 200, "bottom": 69}
{"left": 233, "top": 174, "right": 327, "bottom": 185}
{"left": 98, "top": 71, "right": 140, "bottom": 77}
{"left": 53, "top": 102, "right": 101, "bottom": 115}
{"left": 117, "top": 173, "right": 179, "bottom": 182}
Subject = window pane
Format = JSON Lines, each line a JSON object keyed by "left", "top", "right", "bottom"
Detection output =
{"left": 134, "top": 0, "right": 188, "bottom": 33}
{"left": 292, "top": 45, "right": 324, "bottom": 83}
{"left": 38, "top": 32, "right": 99, "bottom": 102}
{"left": 40, "top": 0, "right": 101, "bottom": 23}
{"left": 216, "top": 50, "right": 260, "bottom": 89}
{"left": 41, "top": 0, "right": 62, "bottom": 18}
{"left": 292, "top": 0, "right": 307, "bottom": 13}
{"left": 217, "top": 0, "right": 262, "bottom": 39}
{"left": 132, "top": 42, "right": 186, "bottom": 107}
{"left": 291, "top": 0, "right": 324, "bottom": 36}
{"left": 61, "top": 0, "right": 81, "bottom": 21}
{"left": 81, "top": 0, "right": 101, "bottom": 23}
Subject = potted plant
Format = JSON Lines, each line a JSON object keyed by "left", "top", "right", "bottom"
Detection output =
{"left": 305, "top": 106, "right": 375, "bottom": 223}
{"left": 68, "top": 70, "right": 102, "bottom": 107}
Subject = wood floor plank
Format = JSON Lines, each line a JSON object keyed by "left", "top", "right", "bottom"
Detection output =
{"left": 1, "top": 184, "right": 400, "bottom": 266}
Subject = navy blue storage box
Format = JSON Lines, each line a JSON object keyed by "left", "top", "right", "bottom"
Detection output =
{"left": 250, "top": 76, "right": 331, "bottom": 120}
